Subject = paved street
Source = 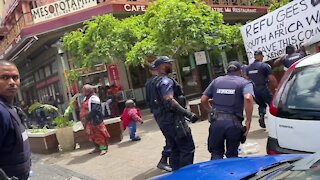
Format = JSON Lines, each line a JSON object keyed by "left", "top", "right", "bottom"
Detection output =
{"left": 29, "top": 105, "right": 267, "bottom": 180}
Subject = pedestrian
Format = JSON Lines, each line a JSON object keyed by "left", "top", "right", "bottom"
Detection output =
{"left": 120, "top": 99, "right": 143, "bottom": 141}
{"left": 0, "top": 60, "right": 31, "bottom": 180}
{"left": 79, "top": 84, "right": 110, "bottom": 155}
{"left": 99, "top": 85, "right": 108, "bottom": 118}
{"left": 35, "top": 107, "right": 46, "bottom": 128}
{"left": 274, "top": 45, "right": 307, "bottom": 70}
{"left": 201, "top": 60, "right": 255, "bottom": 160}
{"left": 108, "top": 84, "right": 120, "bottom": 117}
{"left": 152, "top": 56, "right": 199, "bottom": 171}
{"left": 145, "top": 63, "right": 172, "bottom": 172}
{"left": 247, "top": 50, "right": 278, "bottom": 128}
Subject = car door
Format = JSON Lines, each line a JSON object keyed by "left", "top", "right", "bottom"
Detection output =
{"left": 275, "top": 65, "right": 320, "bottom": 152}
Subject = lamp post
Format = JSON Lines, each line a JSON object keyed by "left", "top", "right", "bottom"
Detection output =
{"left": 53, "top": 40, "right": 78, "bottom": 121}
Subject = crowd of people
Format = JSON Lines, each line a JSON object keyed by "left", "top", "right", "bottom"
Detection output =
{"left": 0, "top": 44, "right": 307, "bottom": 179}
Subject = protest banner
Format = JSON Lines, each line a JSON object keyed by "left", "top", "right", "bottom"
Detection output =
{"left": 240, "top": 0, "right": 320, "bottom": 63}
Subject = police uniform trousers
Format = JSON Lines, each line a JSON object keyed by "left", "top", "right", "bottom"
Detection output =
{"left": 208, "top": 119, "right": 242, "bottom": 160}
{"left": 153, "top": 115, "right": 171, "bottom": 158}
{"left": 156, "top": 113, "right": 195, "bottom": 170}
{"left": 254, "top": 86, "right": 273, "bottom": 116}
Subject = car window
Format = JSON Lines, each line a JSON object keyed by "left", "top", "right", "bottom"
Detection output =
{"left": 271, "top": 160, "right": 320, "bottom": 179}
{"left": 283, "top": 65, "right": 320, "bottom": 111}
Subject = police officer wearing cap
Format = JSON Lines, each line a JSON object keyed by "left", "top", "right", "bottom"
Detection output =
{"left": 152, "top": 56, "right": 198, "bottom": 171}
{"left": 145, "top": 63, "right": 172, "bottom": 172}
{"left": 201, "top": 60, "right": 255, "bottom": 160}
{"left": 247, "top": 51, "right": 278, "bottom": 128}
{"left": 274, "top": 45, "right": 307, "bottom": 69}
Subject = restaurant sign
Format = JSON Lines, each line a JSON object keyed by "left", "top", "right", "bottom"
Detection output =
{"left": 31, "top": 0, "right": 97, "bottom": 24}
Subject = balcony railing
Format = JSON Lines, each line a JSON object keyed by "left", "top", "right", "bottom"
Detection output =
{"left": 0, "top": 14, "right": 26, "bottom": 55}
{"left": 206, "top": 0, "right": 269, "bottom": 6}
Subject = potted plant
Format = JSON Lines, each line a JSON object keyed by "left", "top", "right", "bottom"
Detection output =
{"left": 28, "top": 94, "right": 78, "bottom": 151}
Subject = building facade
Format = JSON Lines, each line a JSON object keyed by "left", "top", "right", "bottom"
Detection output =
{"left": 0, "top": 0, "right": 270, "bottom": 111}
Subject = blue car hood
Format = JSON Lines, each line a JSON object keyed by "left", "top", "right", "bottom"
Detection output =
{"left": 152, "top": 154, "right": 308, "bottom": 180}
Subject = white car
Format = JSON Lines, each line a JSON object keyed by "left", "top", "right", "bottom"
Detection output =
{"left": 267, "top": 52, "right": 320, "bottom": 154}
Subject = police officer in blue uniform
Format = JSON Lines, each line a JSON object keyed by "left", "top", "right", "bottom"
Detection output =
{"left": 201, "top": 61, "right": 255, "bottom": 160}
{"left": 247, "top": 51, "right": 278, "bottom": 128}
{"left": 0, "top": 60, "right": 31, "bottom": 180}
{"left": 274, "top": 45, "right": 306, "bottom": 69}
{"left": 145, "top": 63, "right": 172, "bottom": 172}
{"left": 152, "top": 56, "right": 198, "bottom": 171}
{"left": 241, "top": 64, "right": 249, "bottom": 79}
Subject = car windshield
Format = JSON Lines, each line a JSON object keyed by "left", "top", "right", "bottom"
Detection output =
{"left": 269, "top": 160, "right": 320, "bottom": 179}
{"left": 280, "top": 64, "right": 320, "bottom": 111}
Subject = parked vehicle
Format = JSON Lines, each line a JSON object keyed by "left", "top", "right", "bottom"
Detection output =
{"left": 267, "top": 52, "right": 320, "bottom": 154}
{"left": 151, "top": 153, "right": 320, "bottom": 180}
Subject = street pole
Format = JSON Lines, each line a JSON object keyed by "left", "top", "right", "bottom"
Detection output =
{"left": 56, "top": 41, "right": 78, "bottom": 122}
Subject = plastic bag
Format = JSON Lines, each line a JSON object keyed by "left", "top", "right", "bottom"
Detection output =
{"left": 72, "top": 121, "right": 84, "bottom": 132}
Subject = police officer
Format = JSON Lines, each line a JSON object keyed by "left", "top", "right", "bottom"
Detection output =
{"left": 274, "top": 45, "right": 306, "bottom": 70}
{"left": 241, "top": 64, "right": 249, "bottom": 79}
{"left": 145, "top": 63, "right": 172, "bottom": 172}
{"left": 247, "top": 51, "right": 278, "bottom": 128}
{"left": 0, "top": 60, "right": 31, "bottom": 180}
{"left": 152, "top": 56, "right": 198, "bottom": 171}
{"left": 201, "top": 61, "right": 255, "bottom": 160}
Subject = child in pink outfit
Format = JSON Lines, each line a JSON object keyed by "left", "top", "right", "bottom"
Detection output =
{"left": 120, "top": 100, "right": 143, "bottom": 141}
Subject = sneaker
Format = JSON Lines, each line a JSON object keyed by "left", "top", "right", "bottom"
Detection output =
{"left": 100, "top": 150, "right": 107, "bottom": 156}
{"left": 157, "top": 162, "right": 172, "bottom": 172}
{"left": 259, "top": 116, "right": 266, "bottom": 128}
{"left": 88, "top": 148, "right": 100, "bottom": 154}
{"left": 132, "top": 136, "right": 141, "bottom": 141}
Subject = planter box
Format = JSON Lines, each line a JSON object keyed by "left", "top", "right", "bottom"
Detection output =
{"left": 104, "top": 117, "right": 123, "bottom": 143}
{"left": 28, "top": 129, "right": 59, "bottom": 154}
{"left": 73, "top": 117, "right": 123, "bottom": 146}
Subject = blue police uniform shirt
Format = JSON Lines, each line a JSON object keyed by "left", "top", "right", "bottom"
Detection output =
{"left": 203, "top": 78, "right": 254, "bottom": 99}
{"left": 241, "top": 65, "right": 249, "bottom": 76}
{"left": 248, "top": 61, "right": 272, "bottom": 87}
{"left": 155, "top": 76, "right": 175, "bottom": 125}
{"left": 0, "top": 102, "right": 15, "bottom": 152}
{"left": 159, "top": 77, "right": 174, "bottom": 97}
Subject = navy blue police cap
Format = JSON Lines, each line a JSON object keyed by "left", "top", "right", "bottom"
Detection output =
{"left": 227, "top": 61, "right": 242, "bottom": 72}
{"left": 254, "top": 50, "right": 264, "bottom": 56}
{"left": 153, "top": 56, "right": 174, "bottom": 68}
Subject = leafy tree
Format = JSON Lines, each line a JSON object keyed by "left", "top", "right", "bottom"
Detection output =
{"left": 269, "top": 0, "right": 291, "bottom": 11}
{"left": 126, "top": 0, "right": 225, "bottom": 65}
{"left": 63, "top": 0, "right": 241, "bottom": 67}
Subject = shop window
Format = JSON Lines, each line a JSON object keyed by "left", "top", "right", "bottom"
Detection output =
{"left": 178, "top": 56, "right": 201, "bottom": 96}
{"left": 52, "top": 60, "right": 58, "bottom": 74}
{"left": 208, "top": 50, "right": 225, "bottom": 78}
{"left": 231, "top": 0, "right": 237, "bottom": 5}
{"left": 212, "top": 0, "right": 219, "bottom": 4}
{"left": 39, "top": 68, "right": 45, "bottom": 80}
{"left": 226, "top": 49, "right": 238, "bottom": 63}
{"left": 45, "top": 65, "right": 51, "bottom": 77}
{"left": 34, "top": 71, "right": 40, "bottom": 82}
{"left": 130, "top": 66, "right": 148, "bottom": 89}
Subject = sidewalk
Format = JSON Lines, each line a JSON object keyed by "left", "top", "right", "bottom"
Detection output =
{"left": 31, "top": 105, "right": 267, "bottom": 180}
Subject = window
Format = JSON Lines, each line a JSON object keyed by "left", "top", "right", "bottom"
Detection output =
{"left": 45, "top": 65, "right": 51, "bottom": 77}
{"left": 52, "top": 60, "right": 58, "bottom": 74}
{"left": 130, "top": 66, "right": 148, "bottom": 89}
{"left": 34, "top": 71, "right": 40, "bottom": 82}
{"left": 212, "top": 0, "right": 219, "bottom": 4}
{"left": 38, "top": 68, "right": 45, "bottom": 80}
{"left": 285, "top": 65, "right": 320, "bottom": 111}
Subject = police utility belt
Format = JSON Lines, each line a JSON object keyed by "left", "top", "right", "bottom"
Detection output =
{"left": 210, "top": 111, "right": 241, "bottom": 121}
